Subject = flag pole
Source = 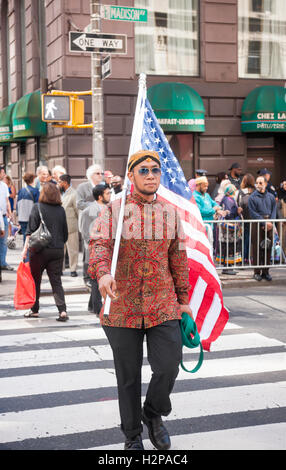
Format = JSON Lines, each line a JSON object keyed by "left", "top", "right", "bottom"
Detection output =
{"left": 103, "top": 73, "right": 147, "bottom": 315}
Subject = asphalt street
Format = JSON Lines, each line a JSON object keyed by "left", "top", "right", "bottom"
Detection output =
{"left": 223, "top": 285, "right": 286, "bottom": 344}
{"left": 0, "top": 283, "right": 285, "bottom": 450}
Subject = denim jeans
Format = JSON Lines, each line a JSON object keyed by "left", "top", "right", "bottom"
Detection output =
{"left": 0, "top": 215, "right": 8, "bottom": 267}
{"left": 19, "top": 222, "right": 29, "bottom": 262}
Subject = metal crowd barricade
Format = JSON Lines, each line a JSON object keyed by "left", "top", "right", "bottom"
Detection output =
{"left": 204, "top": 219, "right": 286, "bottom": 270}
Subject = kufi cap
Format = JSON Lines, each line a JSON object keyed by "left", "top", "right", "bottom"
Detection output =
{"left": 195, "top": 176, "right": 208, "bottom": 185}
{"left": 128, "top": 150, "right": 161, "bottom": 171}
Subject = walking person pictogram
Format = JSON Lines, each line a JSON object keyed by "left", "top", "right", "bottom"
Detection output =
{"left": 45, "top": 99, "right": 57, "bottom": 119}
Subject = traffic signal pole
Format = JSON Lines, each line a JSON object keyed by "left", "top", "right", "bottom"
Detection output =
{"left": 90, "top": 1, "right": 105, "bottom": 168}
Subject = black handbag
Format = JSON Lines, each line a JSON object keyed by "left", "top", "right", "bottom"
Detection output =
{"left": 28, "top": 204, "right": 52, "bottom": 253}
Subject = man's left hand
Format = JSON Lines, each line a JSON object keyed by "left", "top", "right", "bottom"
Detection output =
{"left": 179, "top": 304, "right": 194, "bottom": 320}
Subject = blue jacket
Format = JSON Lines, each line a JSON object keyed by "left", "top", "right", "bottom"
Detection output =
{"left": 248, "top": 190, "right": 276, "bottom": 220}
{"left": 16, "top": 185, "right": 39, "bottom": 222}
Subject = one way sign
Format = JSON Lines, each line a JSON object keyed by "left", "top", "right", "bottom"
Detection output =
{"left": 69, "top": 31, "right": 127, "bottom": 54}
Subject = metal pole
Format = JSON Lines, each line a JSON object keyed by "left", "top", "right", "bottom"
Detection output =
{"left": 90, "top": 1, "right": 105, "bottom": 168}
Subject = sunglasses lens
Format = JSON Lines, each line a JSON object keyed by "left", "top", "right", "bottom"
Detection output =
{"left": 138, "top": 168, "right": 149, "bottom": 175}
{"left": 138, "top": 167, "right": 161, "bottom": 176}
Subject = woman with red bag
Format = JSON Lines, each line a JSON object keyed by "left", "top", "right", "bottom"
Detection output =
{"left": 21, "top": 182, "right": 69, "bottom": 321}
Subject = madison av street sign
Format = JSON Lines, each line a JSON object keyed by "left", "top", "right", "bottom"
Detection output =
{"left": 69, "top": 31, "right": 127, "bottom": 54}
{"left": 100, "top": 5, "right": 148, "bottom": 22}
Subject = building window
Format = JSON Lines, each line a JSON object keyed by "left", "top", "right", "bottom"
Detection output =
{"left": 135, "top": 0, "right": 199, "bottom": 76}
{"left": 20, "top": 0, "right": 27, "bottom": 95}
{"left": 238, "top": 0, "right": 286, "bottom": 79}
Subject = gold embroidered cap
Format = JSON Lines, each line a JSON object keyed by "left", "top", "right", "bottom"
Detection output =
{"left": 128, "top": 150, "right": 161, "bottom": 171}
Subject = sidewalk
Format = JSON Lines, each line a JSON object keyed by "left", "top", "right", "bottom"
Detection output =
{"left": 1, "top": 236, "right": 286, "bottom": 300}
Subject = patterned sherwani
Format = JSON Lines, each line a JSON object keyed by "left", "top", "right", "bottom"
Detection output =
{"left": 88, "top": 192, "right": 190, "bottom": 328}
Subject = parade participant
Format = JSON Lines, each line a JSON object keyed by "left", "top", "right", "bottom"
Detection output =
{"left": 88, "top": 150, "right": 192, "bottom": 451}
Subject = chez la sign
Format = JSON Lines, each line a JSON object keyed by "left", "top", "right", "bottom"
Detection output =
{"left": 257, "top": 112, "right": 286, "bottom": 119}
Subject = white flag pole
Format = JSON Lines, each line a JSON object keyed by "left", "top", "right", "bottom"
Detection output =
{"left": 103, "top": 73, "right": 147, "bottom": 315}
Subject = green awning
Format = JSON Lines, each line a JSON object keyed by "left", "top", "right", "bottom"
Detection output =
{"left": 0, "top": 103, "right": 16, "bottom": 143}
{"left": 241, "top": 86, "right": 286, "bottom": 133}
{"left": 12, "top": 90, "right": 47, "bottom": 139}
{"left": 147, "top": 82, "right": 205, "bottom": 132}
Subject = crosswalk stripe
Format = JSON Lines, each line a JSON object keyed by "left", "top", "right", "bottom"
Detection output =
{"left": 0, "top": 352, "right": 285, "bottom": 399}
{"left": 0, "top": 333, "right": 283, "bottom": 370}
{"left": 0, "top": 321, "right": 239, "bottom": 349}
{"left": 90, "top": 423, "right": 286, "bottom": 450}
{"left": 0, "top": 382, "right": 285, "bottom": 444}
{"left": 0, "top": 291, "right": 285, "bottom": 450}
{"left": 0, "top": 315, "right": 100, "bottom": 331}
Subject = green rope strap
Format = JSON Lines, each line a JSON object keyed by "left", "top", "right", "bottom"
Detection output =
{"left": 180, "top": 312, "right": 204, "bottom": 373}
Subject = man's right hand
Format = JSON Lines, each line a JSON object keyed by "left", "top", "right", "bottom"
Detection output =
{"left": 98, "top": 274, "right": 117, "bottom": 300}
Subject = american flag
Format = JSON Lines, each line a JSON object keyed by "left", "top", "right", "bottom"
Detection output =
{"left": 134, "top": 96, "right": 229, "bottom": 351}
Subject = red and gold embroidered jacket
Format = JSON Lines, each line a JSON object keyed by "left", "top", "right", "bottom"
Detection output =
{"left": 88, "top": 192, "right": 190, "bottom": 328}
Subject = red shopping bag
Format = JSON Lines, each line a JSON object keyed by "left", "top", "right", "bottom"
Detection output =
{"left": 14, "top": 262, "right": 36, "bottom": 310}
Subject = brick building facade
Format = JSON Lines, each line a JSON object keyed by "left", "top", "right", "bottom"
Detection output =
{"left": 0, "top": 0, "right": 285, "bottom": 190}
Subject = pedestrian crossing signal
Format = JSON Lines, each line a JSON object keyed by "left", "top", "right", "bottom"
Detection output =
{"left": 42, "top": 91, "right": 91, "bottom": 128}
{"left": 42, "top": 95, "right": 71, "bottom": 122}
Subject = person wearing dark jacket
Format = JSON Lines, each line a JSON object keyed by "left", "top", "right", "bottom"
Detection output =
{"left": 248, "top": 176, "right": 276, "bottom": 281}
{"left": 22, "top": 182, "right": 69, "bottom": 321}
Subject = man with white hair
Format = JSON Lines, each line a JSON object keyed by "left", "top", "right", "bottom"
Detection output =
{"left": 35, "top": 165, "right": 49, "bottom": 191}
{"left": 76, "top": 164, "right": 104, "bottom": 287}
{"left": 76, "top": 164, "right": 103, "bottom": 211}
{"left": 52, "top": 165, "right": 66, "bottom": 184}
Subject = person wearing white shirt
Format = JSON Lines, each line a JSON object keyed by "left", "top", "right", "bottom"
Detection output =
{"left": 0, "top": 166, "right": 13, "bottom": 270}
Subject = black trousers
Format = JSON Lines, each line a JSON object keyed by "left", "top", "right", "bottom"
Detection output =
{"left": 29, "top": 247, "right": 66, "bottom": 314}
{"left": 103, "top": 320, "right": 182, "bottom": 439}
{"left": 252, "top": 224, "right": 273, "bottom": 275}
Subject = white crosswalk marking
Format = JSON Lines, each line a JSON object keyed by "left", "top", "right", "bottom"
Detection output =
{"left": 0, "top": 293, "right": 285, "bottom": 450}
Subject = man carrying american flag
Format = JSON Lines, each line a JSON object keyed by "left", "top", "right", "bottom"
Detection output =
{"left": 88, "top": 75, "right": 229, "bottom": 450}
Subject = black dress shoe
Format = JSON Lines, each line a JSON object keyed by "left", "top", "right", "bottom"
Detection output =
{"left": 142, "top": 410, "right": 171, "bottom": 450}
{"left": 71, "top": 271, "right": 78, "bottom": 277}
{"left": 253, "top": 273, "right": 262, "bottom": 281}
{"left": 262, "top": 273, "right": 272, "bottom": 281}
{"left": 124, "top": 434, "right": 144, "bottom": 450}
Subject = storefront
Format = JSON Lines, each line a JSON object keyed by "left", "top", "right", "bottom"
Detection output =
{"left": 0, "top": 91, "right": 47, "bottom": 186}
{"left": 241, "top": 86, "right": 286, "bottom": 186}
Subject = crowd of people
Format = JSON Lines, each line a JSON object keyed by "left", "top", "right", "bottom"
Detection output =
{"left": 191, "top": 162, "right": 286, "bottom": 281}
{"left": 0, "top": 159, "right": 285, "bottom": 312}
{"left": 0, "top": 163, "right": 122, "bottom": 314}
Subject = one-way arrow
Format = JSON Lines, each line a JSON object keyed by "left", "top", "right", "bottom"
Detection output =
{"left": 69, "top": 31, "right": 127, "bottom": 55}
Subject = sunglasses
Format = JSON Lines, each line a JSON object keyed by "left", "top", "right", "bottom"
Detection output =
{"left": 137, "top": 167, "right": 161, "bottom": 176}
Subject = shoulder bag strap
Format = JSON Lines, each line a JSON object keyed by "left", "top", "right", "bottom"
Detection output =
{"left": 26, "top": 186, "right": 35, "bottom": 202}
{"left": 37, "top": 203, "right": 45, "bottom": 225}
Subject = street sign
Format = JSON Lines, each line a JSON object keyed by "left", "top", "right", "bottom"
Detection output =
{"left": 69, "top": 31, "right": 127, "bottom": 54}
{"left": 42, "top": 95, "right": 70, "bottom": 122}
{"left": 100, "top": 5, "right": 148, "bottom": 22}
{"left": 101, "top": 55, "right": 111, "bottom": 80}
